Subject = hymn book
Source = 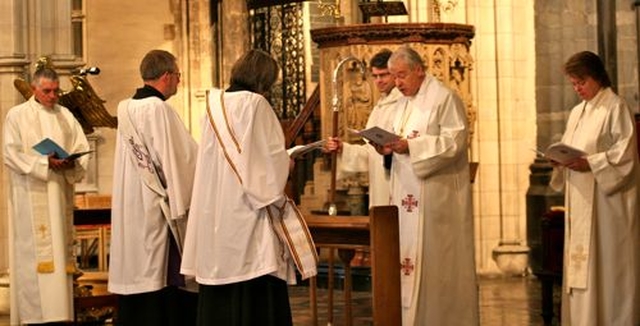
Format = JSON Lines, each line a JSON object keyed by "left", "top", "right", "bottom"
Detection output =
{"left": 33, "top": 138, "right": 93, "bottom": 160}
{"left": 350, "top": 126, "right": 400, "bottom": 146}
{"left": 287, "top": 140, "right": 326, "bottom": 159}
{"left": 535, "top": 142, "right": 587, "bottom": 164}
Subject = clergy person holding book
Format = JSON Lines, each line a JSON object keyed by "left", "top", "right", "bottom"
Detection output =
{"left": 385, "top": 46, "right": 478, "bottom": 326}
{"left": 3, "top": 67, "right": 90, "bottom": 324}
{"left": 550, "top": 51, "right": 640, "bottom": 325}
{"left": 325, "top": 48, "right": 403, "bottom": 207}
{"left": 325, "top": 46, "right": 479, "bottom": 325}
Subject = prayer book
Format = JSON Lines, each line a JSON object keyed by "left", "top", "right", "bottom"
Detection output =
{"left": 350, "top": 126, "right": 400, "bottom": 146}
{"left": 33, "top": 138, "right": 93, "bottom": 160}
{"left": 534, "top": 142, "right": 587, "bottom": 164}
{"left": 287, "top": 140, "right": 326, "bottom": 159}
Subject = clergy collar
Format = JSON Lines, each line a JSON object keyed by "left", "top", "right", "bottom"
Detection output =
{"left": 132, "top": 85, "right": 166, "bottom": 101}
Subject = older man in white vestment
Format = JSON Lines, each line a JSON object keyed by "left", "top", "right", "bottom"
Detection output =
{"left": 327, "top": 49, "right": 403, "bottom": 207}
{"left": 381, "top": 46, "right": 479, "bottom": 325}
{"left": 550, "top": 51, "right": 640, "bottom": 325}
{"left": 4, "top": 67, "right": 90, "bottom": 324}
{"left": 109, "top": 49, "right": 198, "bottom": 325}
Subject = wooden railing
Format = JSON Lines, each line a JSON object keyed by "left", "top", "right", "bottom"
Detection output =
{"left": 285, "top": 85, "right": 320, "bottom": 147}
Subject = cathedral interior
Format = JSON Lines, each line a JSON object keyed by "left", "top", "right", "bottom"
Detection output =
{"left": 0, "top": 0, "right": 638, "bottom": 324}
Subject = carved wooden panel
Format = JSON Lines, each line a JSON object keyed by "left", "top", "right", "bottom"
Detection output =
{"left": 311, "top": 23, "right": 476, "bottom": 145}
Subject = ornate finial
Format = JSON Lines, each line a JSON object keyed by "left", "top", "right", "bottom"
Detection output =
{"left": 318, "top": 0, "right": 341, "bottom": 19}
{"left": 35, "top": 56, "right": 54, "bottom": 71}
{"left": 432, "top": 0, "right": 458, "bottom": 22}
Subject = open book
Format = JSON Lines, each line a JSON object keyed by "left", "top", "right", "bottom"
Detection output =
{"left": 287, "top": 140, "right": 326, "bottom": 159}
{"left": 349, "top": 126, "right": 400, "bottom": 146}
{"left": 33, "top": 138, "right": 93, "bottom": 160}
{"left": 535, "top": 142, "right": 587, "bottom": 164}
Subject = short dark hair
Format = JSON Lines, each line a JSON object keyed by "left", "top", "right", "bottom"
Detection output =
{"left": 563, "top": 51, "right": 612, "bottom": 87}
{"left": 230, "top": 49, "right": 279, "bottom": 95}
{"left": 140, "top": 50, "right": 178, "bottom": 81}
{"left": 370, "top": 49, "right": 393, "bottom": 69}
{"left": 32, "top": 67, "right": 59, "bottom": 87}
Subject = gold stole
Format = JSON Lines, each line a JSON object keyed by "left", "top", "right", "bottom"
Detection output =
{"left": 28, "top": 100, "right": 75, "bottom": 274}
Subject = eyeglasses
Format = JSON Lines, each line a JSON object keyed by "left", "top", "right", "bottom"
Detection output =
{"left": 168, "top": 71, "right": 181, "bottom": 78}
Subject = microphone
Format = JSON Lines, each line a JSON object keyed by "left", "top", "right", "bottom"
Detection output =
{"left": 74, "top": 67, "right": 101, "bottom": 76}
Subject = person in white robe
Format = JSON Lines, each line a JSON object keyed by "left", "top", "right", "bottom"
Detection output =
{"left": 328, "top": 49, "right": 403, "bottom": 207}
{"left": 181, "top": 49, "right": 294, "bottom": 326}
{"left": 384, "top": 46, "right": 478, "bottom": 325}
{"left": 550, "top": 50, "right": 640, "bottom": 325}
{"left": 4, "top": 67, "right": 90, "bottom": 325}
{"left": 108, "top": 49, "right": 198, "bottom": 325}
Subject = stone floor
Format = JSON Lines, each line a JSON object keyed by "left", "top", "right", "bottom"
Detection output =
{"left": 290, "top": 274, "right": 557, "bottom": 326}
{"left": 0, "top": 274, "right": 559, "bottom": 325}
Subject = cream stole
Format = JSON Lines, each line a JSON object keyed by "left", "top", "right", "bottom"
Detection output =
{"left": 563, "top": 91, "right": 607, "bottom": 290}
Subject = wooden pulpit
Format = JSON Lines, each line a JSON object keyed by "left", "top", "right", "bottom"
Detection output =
{"left": 305, "top": 205, "right": 401, "bottom": 326}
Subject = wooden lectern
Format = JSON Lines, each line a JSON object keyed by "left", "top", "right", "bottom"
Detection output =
{"left": 305, "top": 205, "right": 401, "bottom": 325}
{"left": 358, "top": 1, "right": 408, "bottom": 23}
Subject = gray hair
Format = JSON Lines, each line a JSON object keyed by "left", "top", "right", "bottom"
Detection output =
{"left": 32, "top": 67, "right": 59, "bottom": 87}
{"left": 388, "top": 46, "right": 425, "bottom": 71}
{"left": 140, "top": 49, "right": 178, "bottom": 81}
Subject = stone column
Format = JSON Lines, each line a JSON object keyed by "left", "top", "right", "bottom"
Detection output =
{"left": 0, "top": 0, "right": 30, "bottom": 274}
{"left": 219, "top": 0, "right": 250, "bottom": 87}
{"left": 597, "top": 0, "right": 617, "bottom": 89}
{"left": 26, "top": 0, "right": 82, "bottom": 77}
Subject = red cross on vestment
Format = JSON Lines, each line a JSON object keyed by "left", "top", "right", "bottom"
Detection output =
{"left": 401, "top": 194, "right": 418, "bottom": 212}
{"left": 401, "top": 258, "right": 414, "bottom": 275}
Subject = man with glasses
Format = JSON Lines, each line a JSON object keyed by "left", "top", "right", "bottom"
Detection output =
{"left": 109, "top": 49, "right": 198, "bottom": 325}
{"left": 324, "top": 48, "right": 403, "bottom": 207}
{"left": 4, "top": 67, "right": 90, "bottom": 325}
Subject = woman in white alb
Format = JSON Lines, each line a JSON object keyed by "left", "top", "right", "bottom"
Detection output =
{"left": 550, "top": 51, "right": 640, "bottom": 325}
{"left": 181, "top": 49, "right": 294, "bottom": 326}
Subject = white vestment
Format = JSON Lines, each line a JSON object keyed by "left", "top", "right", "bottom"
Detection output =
{"left": 180, "top": 89, "right": 293, "bottom": 285}
{"left": 340, "top": 87, "right": 402, "bottom": 206}
{"left": 4, "top": 97, "right": 89, "bottom": 324}
{"left": 550, "top": 87, "right": 640, "bottom": 325}
{"left": 109, "top": 96, "right": 198, "bottom": 295}
{"left": 389, "top": 76, "right": 479, "bottom": 325}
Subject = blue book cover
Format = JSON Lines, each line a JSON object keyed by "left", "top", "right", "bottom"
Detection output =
{"left": 32, "top": 138, "right": 93, "bottom": 160}
{"left": 33, "top": 138, "right": 69, "bottom": 159}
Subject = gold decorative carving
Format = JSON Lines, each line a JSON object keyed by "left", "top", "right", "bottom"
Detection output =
{"left": 318, "top": 0, "right": 341, "bottom": 18}
{"left": 310, "top": 23, "right": 476, "bottom": 143}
